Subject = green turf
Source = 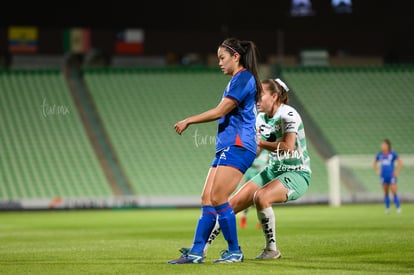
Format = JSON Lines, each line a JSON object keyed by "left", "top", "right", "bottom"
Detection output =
{"left": 1, "top": 204, "right": 413, "bottom": 274}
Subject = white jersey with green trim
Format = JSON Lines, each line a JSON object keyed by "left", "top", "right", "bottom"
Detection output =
{"left": 256, "top": 104, "right": 311, "bottom": 174}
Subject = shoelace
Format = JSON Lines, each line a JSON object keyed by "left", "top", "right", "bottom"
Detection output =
{"left": 179, "top": 247, "right": 189, "bottom": 257}
{"left": 219, "top": 250, "right": 230, "bottom": 258}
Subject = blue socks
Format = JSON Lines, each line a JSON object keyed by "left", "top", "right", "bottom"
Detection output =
{"left": 190, "top": 203, "right": 240, "bottom": 255}
{"left": 190, "top": 206, "right": 217, "bottom": 255}
{"left": 393, "top": 194, "right": 401, "bottom": 209}
{"left": 384, "top": 195, "right": 390, "bottom": 209}
{"left": 384, "top": 194, "right": 401, "bottom": 210}
{"left": 215, "top": 202, "right": 240, "bottom": 252}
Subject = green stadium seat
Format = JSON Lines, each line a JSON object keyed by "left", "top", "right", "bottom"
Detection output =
{"left": 84, "top": 67, "right": 329, "bottom": 200}
{"left": 84, "top": 68, "right": 229, "bottom": 197}
{"left": 0, "top": 69, "right": 113, "bottom": 200}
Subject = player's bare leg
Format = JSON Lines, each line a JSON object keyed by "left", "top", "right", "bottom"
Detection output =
{"left": 210, "top": 165, "right": 245, "bottom": 263}
{"left": 204, "top": 181, "right": 259, "bottom": 254}
{"left": 168, "top": 168, "right": 217, "bottom": 264}
{"left": 254, "top": 180, "right": 287, "bottom": 260}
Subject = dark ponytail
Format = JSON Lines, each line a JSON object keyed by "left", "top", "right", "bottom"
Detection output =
{"left": 220, "top": 38, "right": 262, "bottom": 101}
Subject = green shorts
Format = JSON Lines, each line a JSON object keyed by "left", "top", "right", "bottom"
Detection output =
{"left": 243, "top": 166, "right": 263, "bottom": 182}
{"left": 251, "top": 167, "right": 311, "bottom": 201}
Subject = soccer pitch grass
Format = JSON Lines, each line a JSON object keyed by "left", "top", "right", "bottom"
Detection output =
{"left": 1, "top": 204, "right": 413, "bottom": 274}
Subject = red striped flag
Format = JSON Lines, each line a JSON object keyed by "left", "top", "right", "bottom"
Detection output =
{"left": 115, "top": 29, "right": 144, "bottom": 55}
{"left": 63, "top": 28, "right": 91, "bottom": 54}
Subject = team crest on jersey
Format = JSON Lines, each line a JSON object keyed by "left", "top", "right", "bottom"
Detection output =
{"left": 275, "top": 123, "right": 281, "bottom": 132}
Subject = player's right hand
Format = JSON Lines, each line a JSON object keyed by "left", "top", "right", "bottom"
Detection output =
{"left": 174, "top": 119, "right": 189, "bottom": 135}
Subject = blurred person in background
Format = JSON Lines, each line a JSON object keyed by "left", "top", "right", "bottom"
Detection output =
{"left": 373, "top": 139, "right": 403, "bottom": 214}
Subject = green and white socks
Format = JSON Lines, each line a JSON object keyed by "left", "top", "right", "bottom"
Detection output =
{"left": 204, "top": 218, "right": 220, "bottom": 254}
{"left": 257, "top": 207, "right": 277, "bottom": 251}
{"left": 204, "top": 207, "right": 277, "bottom": 253}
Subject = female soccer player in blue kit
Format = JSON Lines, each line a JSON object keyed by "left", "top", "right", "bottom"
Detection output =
{"left": 168, "top": 37, "right": 262, "bottom": 264}
{"left": 190, "top": 78, "right": 311, "bottom": 260}
{"left": 373, "top": 139, "right": 403, "bottom": 214}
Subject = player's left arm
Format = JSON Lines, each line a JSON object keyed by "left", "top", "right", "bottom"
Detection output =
{"left": 394, "top": 156, "right": 403, "bottom": 177}
{"left": 373, "top": 159, "right": 380, "bottom": 175}
{"left": 258, "top": 108, "right": 298, "bottom": 152}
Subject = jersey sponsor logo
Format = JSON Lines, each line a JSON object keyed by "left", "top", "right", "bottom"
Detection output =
{"left": 259, "top": 124, "right": 278, "bottom": 139}
{"left": 284, "top": 121, "right": 296, "bottom": 130}
{"left": 288, "top": 111, "right": 294, "bottom": 116}
{"left": 380, "top": 154, "right": 393, "bottom": 166}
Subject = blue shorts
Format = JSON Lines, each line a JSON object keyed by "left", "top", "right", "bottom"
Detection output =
{"left": 381, "top": 176, "right": 397, "bottom": 184}
{"left": 211, "top": 146, "right": 256, "bottom": 174}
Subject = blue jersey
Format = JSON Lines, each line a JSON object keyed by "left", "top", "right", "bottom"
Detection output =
{"left": 375, "top": 151, "right": 398, "bottom": 178}
{"left": 216, "top": 69, "right": 257, "bottom": 154}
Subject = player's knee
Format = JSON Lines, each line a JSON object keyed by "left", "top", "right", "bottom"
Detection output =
{"left": 201, "top": 193, "right": 211, "bottom": 206}
{"left": 253, "top": 189, "right": 268, "bottom": 209}
{"left": 210, "top": 195, "right": 225, "bottom": 207}
{"left": 209, "top": 190, "right": 219, "bottom": 206}
{"left": 229, "top": 198, "right": 241, "bottom": 213}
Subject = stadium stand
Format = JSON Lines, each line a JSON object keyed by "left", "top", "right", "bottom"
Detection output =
{"left": 0, "top": 69, "right": 113, "bottom": 201}
{"left": 0, "top": 66, "right": 329, "bottom": 208}
{"left": 3, "top": 65, "right": 411, "bottom": 208}
{"left": 83, "top": 67, "right": 329, "bottom": 203}
{"left": 83, "top": 68, "right": 229, "bottom": 198}
{"left": 282, "top": 65, "right": 414, "bottom": 196}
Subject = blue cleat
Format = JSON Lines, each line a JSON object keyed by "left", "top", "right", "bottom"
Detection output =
{"left": 214, "top": 249, "right": 244, "bottom": 263}
{"left": 167, "top": 252, "right": 204, "bottom": 264}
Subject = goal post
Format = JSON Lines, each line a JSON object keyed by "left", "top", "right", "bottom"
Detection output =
{"left": 327, "top": 154, "right": 414, "bottom": 207}
{"left": 327, "top": 156, "right": 341, "bottom": 207}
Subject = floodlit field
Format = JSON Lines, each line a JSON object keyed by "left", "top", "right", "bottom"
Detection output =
{"left": 1, "top": 204, "right": 413, "bottom": 274}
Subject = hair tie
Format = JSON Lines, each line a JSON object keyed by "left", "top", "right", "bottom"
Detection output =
{"left": 275, "top": 78, "right": 289, "bottom": 92}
